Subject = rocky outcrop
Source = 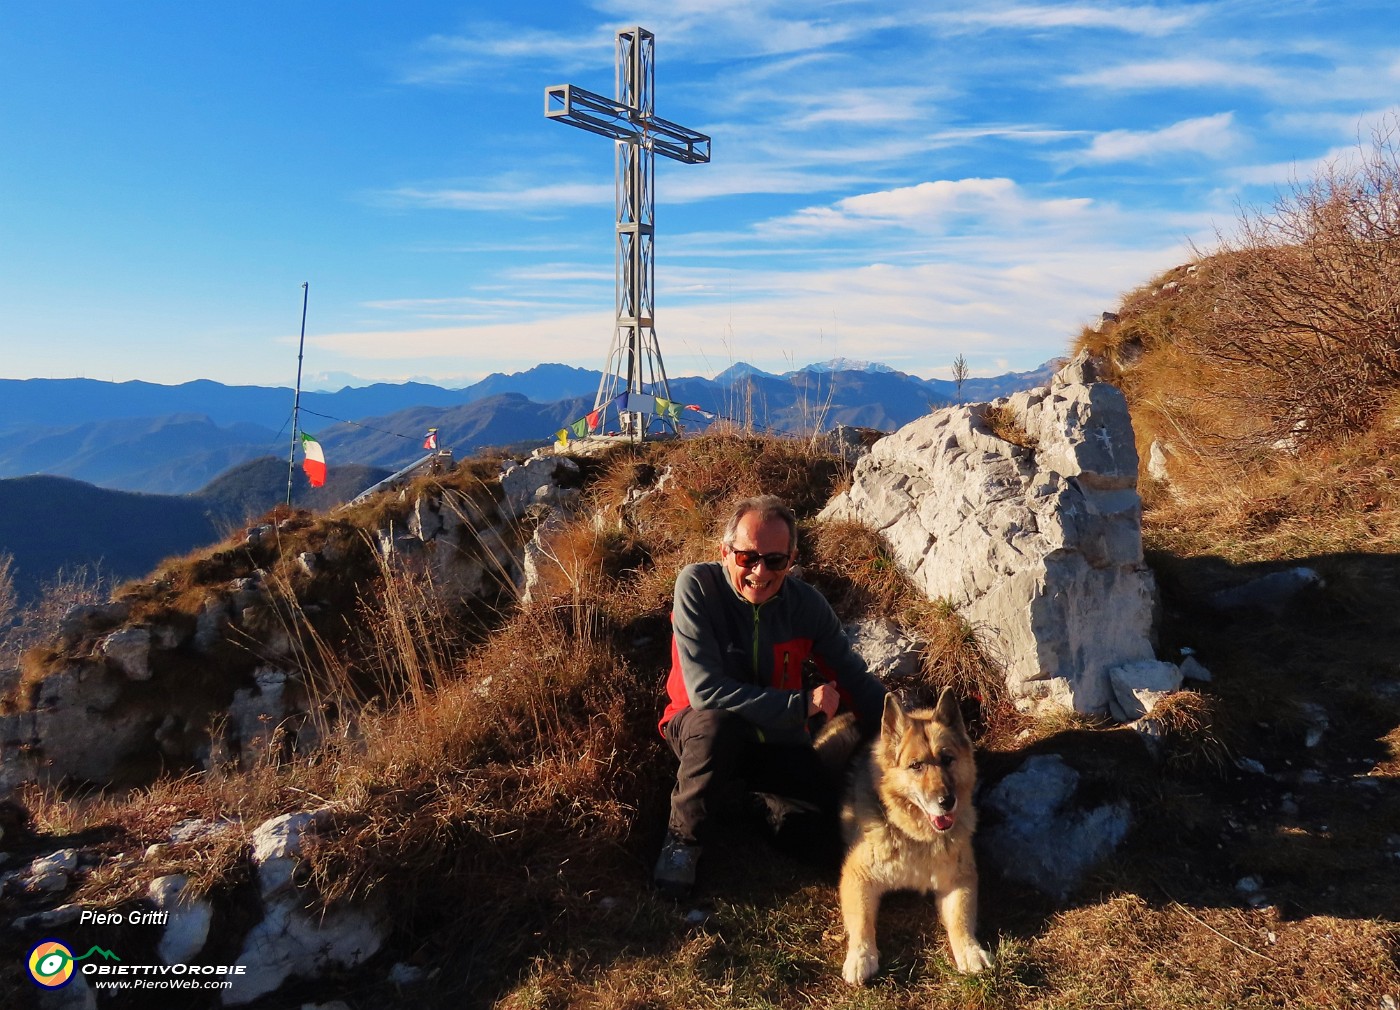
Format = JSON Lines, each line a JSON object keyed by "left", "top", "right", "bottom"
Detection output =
{"left": 0, "top": 452, "right": 586, "bottom": 790}
{"left": 821, "top": 353, "right": 1161, "bottom": 716}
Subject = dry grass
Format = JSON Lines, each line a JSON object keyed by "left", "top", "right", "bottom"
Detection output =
{"left": 4, "top": 349, "right": 1400, "bottom": 1010}
{"left": 982, "top": 402, "right": 1039, "bottom": 450}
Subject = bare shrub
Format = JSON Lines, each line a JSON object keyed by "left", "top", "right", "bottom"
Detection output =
{"left": 1191, "top": 115, "right": 1400, "bottom": 451}
{"left": 1, "top": 563, "right": 109, "bottom": 671}
{"left": 0, "top": 552, "right": 16, "bottom": 663}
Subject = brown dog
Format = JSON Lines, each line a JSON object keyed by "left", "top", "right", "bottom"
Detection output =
{"left": 838, "top": 688, "right": 992, "bottom": 984}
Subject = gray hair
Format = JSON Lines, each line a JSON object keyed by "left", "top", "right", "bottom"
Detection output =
{"left": 722, "top": 495, "right": 798, "bottom": 553}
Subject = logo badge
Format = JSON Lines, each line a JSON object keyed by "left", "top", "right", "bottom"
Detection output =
{"left": 27, "top": 939, "right": 75, "bottom": 988}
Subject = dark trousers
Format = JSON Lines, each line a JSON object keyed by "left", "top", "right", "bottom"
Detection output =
{"left": 663, "top": 706, "right": 835, "bottom": 846}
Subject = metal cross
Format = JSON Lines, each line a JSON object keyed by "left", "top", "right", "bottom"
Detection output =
{"left": 545, "top": 27, "right": 710, "bottom": 439}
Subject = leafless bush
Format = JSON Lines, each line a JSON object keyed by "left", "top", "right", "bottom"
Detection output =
{"left": 0, "top": 553, "right": 15, "bottom": 635}
{"left": 0, "top": 562, "right": 109, "bottom": 670}
{"left": 1192, "top": 115, "right": 1400, "bottom": 450}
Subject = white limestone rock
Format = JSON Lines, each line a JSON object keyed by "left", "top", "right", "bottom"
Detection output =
{"left": 223, "top": 896, "right": 385, "bottom": 1006}
{"left": 1147, "top": 440, "right": 1172, "bottom": 483}
{"left": 844, "top": 619, "right": 921, "bottom": 682}
{"left": 981, "top": 754, "right": 1132, "bottom": 900}
{"left": 251, "top": 812, "right": 317, "bottom": 898}
{"left": 500, "top": 455, "right": 581, "bottom": 513}
{"left": 150, "top": 873, "right": 213, "bottom": 964}
{"left": 1108, "top": 659, "right": 1183, "bottom": 722}
{"left": 821, "top": 352, "right": 1160, "bottom": 716}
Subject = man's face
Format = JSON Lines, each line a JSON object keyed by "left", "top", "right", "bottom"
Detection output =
{"left": 721, "top": 513, "right": 795, "bottom": 606}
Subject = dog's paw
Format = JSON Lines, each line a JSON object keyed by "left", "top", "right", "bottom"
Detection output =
{"left": 842, "top": 945, "right": 880, "bottom": 985}
{"left": 953, "top": 942, "right": 993, "bottom": 975}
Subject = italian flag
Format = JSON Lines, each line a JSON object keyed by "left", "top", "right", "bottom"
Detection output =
{"left": 300, "top": 432, "right": 327, "bottom": 488}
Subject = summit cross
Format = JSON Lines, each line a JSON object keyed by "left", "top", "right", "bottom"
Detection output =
{"left": 545, "top": 27, "right": 710, "bottom": 439}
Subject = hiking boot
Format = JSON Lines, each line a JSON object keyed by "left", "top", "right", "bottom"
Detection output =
{"left": 653, "top": 831, "right": 701, "bottom": 898}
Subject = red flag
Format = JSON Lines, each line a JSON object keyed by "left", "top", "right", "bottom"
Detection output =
{"left": 423, "top": 428, "right": 439, "bottom": 450}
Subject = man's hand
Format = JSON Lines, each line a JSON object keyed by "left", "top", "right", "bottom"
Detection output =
{"left": 808, "top": 682, "right": 840, "bottom": 718}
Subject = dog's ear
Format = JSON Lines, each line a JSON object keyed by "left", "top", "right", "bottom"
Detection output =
{"left": 881, "top": 692, "right": 907, "bottom": 739}
{"left": 933, "top": 686, "right": 968, "bottom": 738}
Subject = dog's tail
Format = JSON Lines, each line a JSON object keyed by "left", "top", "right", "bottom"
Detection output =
{"left": 812, "top": 711, "right": 862, "bottom": 776}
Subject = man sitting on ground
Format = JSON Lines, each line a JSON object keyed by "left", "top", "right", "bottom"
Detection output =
{"left": 654, "top": 494, "right": 888, "bottom": 897}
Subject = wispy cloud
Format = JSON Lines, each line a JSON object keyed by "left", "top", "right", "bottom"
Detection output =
{"left": 1078, "top": 112, "right": 1242, "bottom": 163}
{"left": 759, "top": 178, "right": 1096, "bottom": 237}
{"left": 1064, "top": 57, "right": 1283, "bottom": 92}
{"left": 399, "top": 24, "right": 616, "bottom": 85}
{"left": 379, "top": 182, "right": 612, "bottom": 211}
{"left": 936, "top": 3, "right": 1206, "bottom": 37}
{"left": 309, "top": 239, "right": 1191, "bottom": 383}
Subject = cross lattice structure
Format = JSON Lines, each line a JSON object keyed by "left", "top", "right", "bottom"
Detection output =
{"left": 545, "top": 27, "right": 710, "bottom": 439}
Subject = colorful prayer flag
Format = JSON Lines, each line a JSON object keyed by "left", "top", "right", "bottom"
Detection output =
{"left": 685, "top": 404, "right": 716, "bottom": 420}
{"left": 585, "top": 408, "right": 601, "bottom": 432}
{"left": 653, "top": 396, "right": 684, "bottom": 422}
{"left": 555, "top": 427, "right": 569, "bottom": 449}
{"left": 423, "top": 428, "right": 438, "bottom": 450}
{"left": 300, "top": 432, "right": 327, "bottom": 488}
{"left": 570, "top": 417, "right": 589, "bottom": 438}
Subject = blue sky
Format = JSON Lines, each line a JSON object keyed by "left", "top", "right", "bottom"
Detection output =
{"left": 2, "top": 2, "right": 1396, "bottom": 389}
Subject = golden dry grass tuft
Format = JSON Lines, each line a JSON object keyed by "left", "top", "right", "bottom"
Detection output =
{"left": 981, "top": 402, "right": 1039, "bottom": 450}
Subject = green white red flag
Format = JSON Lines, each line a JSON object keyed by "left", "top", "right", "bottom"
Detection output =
{"left": 300, "top": 432, "right": 326, "bottom": 487}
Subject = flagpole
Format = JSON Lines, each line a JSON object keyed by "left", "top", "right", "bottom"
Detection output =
{"left": 285, "top": 282, "right": 309, "bottom": 508}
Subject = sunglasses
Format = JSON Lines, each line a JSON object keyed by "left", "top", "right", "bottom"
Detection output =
{"left": 728, "top": 548, "right": 794, "bottom": 571}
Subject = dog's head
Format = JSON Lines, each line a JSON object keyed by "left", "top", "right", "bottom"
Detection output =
{"left": 876, "top": 688, "right": 977, "bottom": 837}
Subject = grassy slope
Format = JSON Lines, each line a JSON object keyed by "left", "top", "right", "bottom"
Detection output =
{"left": 2, "top": 345, "right": 1398, "bottom": 1010}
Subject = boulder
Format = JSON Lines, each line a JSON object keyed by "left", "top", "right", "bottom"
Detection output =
{"left": 1207, "top": 567, "right": 1323, "bottom": 616}
{"left": 150, "top": 873, "right": 213, "bottom": 964}
{"left": 1147, "top": 440, "right": 1172, "bottom": 483}
{"left": 1108, "top": 659, "right": 1182, "bottom": 722}
{"left": 980, "top": 753, "right": 1132, "bottom": 900}
{"left": 521, "top": 508, "right": 572, "bottom": 605}
{"left": 224, "top": 810, "right": 387, "bottom": 1006}
{"left": 224, "top": 897, "right": 386, "bottom": 1006}
{"left": 824, "top": 425, "right": 882, "bottom": 463}
{"left": 28, "top": 664, "right": 158, "bottom": 782}
{"left": 500, "top": 454, "right": 581, "bottom": 514}
{"left": 844, "top": 619, "right": 921, "bottom": 681}
{"left": 100, "top": 626, "right": 152, "bottom": 681}
{"left": 225, "top": 668, "right": 291, "bottom": 758}
{"left": 194, "top": 596, "right": 232, "bottom": 653}
{"left": 821, "top": 353, "right": 1160, "bottom": 715}
{"left": 251, "top": 811, "right": 318, "bottom": 898}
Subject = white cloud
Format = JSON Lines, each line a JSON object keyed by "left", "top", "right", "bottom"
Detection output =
{"left": 1064, "top": 58, "right": 1282, "bottom": 92}
{"left": 309, "top": 239, "right": 1190, "bottom": 383}
{"left": 1079, "top": 112, "right": 1242, "bottom": 163}
{"left": 938, "top": 4, "right": 1205, "bottom": 37}
{"left": 760, "top": 178, "right": 1096, "bottom": 236}
{"left": 399, "top": 25, "right": 617, "bottom": 85}
{"left": 380, "top": 182, "right": 612, "bottom": 211}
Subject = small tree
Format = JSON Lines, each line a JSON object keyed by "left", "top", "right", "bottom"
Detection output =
{"left": 951, "top": 353, "right": 970, "bottom": 403}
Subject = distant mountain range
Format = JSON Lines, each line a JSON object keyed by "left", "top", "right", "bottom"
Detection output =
{"left": 0, "top": 358, "right": 1062, "bottom": 495}
{"left": 0, "top": 357, "right": 1064, "bottom": 601}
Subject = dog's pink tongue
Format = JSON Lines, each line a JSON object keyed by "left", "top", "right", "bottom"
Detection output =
{"left": 931, "top": 813, "right": 955, "bottom": 832}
